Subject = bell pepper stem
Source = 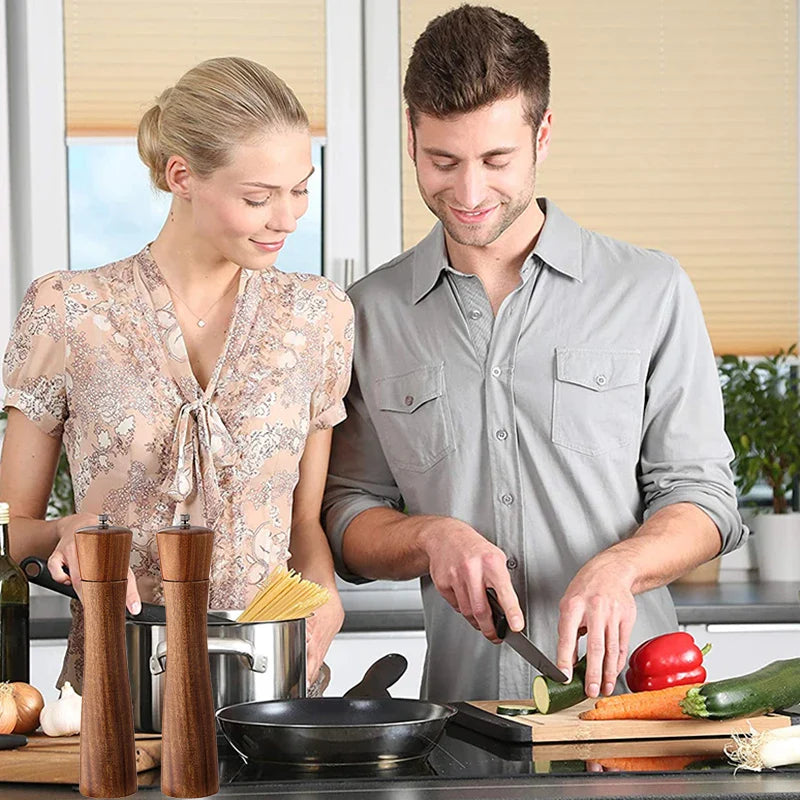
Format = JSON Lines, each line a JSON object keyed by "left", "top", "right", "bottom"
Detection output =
{"left": 700, "top": 642, "right": 712, "bottom": 657}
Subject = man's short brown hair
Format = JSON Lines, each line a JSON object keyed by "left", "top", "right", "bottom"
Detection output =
{"left": 403, "top": 4, "right": 550, "bottom": 131}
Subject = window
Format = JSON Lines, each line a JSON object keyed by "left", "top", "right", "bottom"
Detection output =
{"left": 67, "top": 139, "right": 323, "bottom": 274}
{"left": 397, "top": 1, "right": 798, "bottom": 355}
{"left": 64, "top": 0, "right": 327, "bottom": 275}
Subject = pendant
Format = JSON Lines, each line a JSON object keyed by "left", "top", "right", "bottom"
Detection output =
{"left": 197, "top": 320, "right": 206, "bottom": 328}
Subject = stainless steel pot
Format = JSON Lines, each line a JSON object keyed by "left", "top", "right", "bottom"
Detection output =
{"left": 127, "top": 613, "right": 306, "bottom": 733}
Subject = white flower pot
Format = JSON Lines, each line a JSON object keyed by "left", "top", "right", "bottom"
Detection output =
{"left": 753, "top": 512, "right": 800, "bottom": 582}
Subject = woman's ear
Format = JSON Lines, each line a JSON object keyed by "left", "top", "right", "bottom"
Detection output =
{"left": 164, "top": 155, "right": 193, "bottom": 200}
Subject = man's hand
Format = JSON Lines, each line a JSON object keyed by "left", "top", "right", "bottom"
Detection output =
{"left": 49, "top": 512, "right": 142, "bottom": 615}
{"left": 422, "top": 519, "right": 524, "bottom": 642}
{"left": 556, "top": 554, "right": 637, "bottom": 698}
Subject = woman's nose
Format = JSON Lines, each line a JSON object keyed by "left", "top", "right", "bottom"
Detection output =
{"left": 267, "top": 197, "right": 298, "bottom": 234}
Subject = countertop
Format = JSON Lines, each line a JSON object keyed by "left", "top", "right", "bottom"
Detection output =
{"left": 29, "top": 580, "right": 800, "bottom": 639}
{"left": 3, "top": 729, "right": 800, "bottom": 800}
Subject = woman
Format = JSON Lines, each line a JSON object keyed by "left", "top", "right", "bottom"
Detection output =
{"left": 0, "top": 57, "right": 352, "bottom": 693}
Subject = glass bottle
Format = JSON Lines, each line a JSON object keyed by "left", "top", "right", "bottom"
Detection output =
{"left": 0, "top": 501, "right": 30, "bottom": 682}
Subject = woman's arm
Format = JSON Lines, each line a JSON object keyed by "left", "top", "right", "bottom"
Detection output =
{"left": 0, "top": 408, "right": 141, "bottom": 612}
{"left": 288, "top": 427, "right": 344, "bottom": 684}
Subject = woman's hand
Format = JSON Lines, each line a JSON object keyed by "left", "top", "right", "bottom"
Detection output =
{"left": 49, "top": 512, "right": 142, "bottom": 614}
{"left": 305, "top": 593, "right": 344, "bottom": 687}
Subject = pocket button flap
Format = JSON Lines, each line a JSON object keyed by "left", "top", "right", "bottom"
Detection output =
{"left": 556, "top": 348, "right": 640, "bottom": 392}
{"left": 377, "top": 364, "right": 444, "bottom": 412}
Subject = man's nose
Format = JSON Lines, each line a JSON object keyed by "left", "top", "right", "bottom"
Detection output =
{"left": 453, "top": 164, "right": 486, "bottom": 210}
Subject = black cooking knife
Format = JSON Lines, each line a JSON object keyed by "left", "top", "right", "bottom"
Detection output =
{"left": 21, "top": 556, "right": 231, "bottom": 625}
{"left": 486, "top": 588, "right": 569, "bottom": 683}
{"left": 0, "top": 734, "right": 27, "bottom": 751}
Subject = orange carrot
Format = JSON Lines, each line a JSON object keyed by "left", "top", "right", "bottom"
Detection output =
{"left": 593, "top": 755, "right": 698, "bottom": 772}
{"left": 579, "top": 684, "right": 702, "bottom": 720}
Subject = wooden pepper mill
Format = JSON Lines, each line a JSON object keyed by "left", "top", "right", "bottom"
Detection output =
{"left": 157, "top": 514, "right": 218, "bottom": 798}
{"left": 75, "top": 514, "right": 137, "bottom": 798}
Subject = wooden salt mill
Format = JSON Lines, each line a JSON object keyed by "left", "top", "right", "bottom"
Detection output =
{"left": 74, "top": 514, "right": 137, "bottom": 798}
{"left": 157, "top": 514, "right": 218, "bottom": 798}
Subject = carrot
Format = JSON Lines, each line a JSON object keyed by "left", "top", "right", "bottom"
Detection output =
{"left": 593, "top": 755, "right": 698, "bottom": 772}
{"left": 579, "top": 683, "right": 702, "bottom": 720}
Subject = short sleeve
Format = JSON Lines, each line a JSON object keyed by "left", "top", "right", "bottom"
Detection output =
{"left": 3, "top": 272, "right": 68, "bottom": 437}
{"left": 309, "top": 282, "right": 354, "bottom": 431}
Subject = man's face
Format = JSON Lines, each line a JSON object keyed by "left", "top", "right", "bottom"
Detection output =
{"left": 408, "top": 94, "right": 551, "bottom": 248}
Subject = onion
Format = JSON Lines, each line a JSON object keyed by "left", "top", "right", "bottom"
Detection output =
{"left": 10, "top": 682, "right": 44, "bottom": 734}
{"left": 0, "top": 684, "right": 17, "bottom": 734}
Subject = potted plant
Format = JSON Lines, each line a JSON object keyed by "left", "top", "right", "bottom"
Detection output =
{"left": 0, "top": 410, "right": 74, "bottom": 518}
{"left": 718, "top": 345, "right": 800, "bottom": 581}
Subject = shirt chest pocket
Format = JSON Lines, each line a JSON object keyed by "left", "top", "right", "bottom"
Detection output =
{"left": 552, "top": 348, "right": 642, "bottom": 456}
{"left": 375, "top": 363, "right": 455, "bottom": 473}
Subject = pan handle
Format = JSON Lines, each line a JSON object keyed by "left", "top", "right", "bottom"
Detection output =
{"left": 20, "top": 556, "right": 79, "bottom": 600}
{"left": 149, "top": 637, "right": 268, "bottom": 676}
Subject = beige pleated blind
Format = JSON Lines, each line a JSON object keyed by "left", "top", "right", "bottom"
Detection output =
{"left": 64, "top": 0, "right": 326, "bottom": 137}
{"left": 400, "top": 1, "right": 798, "bottom": 355}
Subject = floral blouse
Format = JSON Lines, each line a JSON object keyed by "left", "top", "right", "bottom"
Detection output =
{"left": 3, "top": 246, "right": 353, "bottom": 690}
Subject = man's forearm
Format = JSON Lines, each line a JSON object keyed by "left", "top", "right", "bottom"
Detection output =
{"left": 592, "top": 502, "right": 723, "bottom": 595}
{"left": 341, "top": 507, "right": 452, "bottom": 581}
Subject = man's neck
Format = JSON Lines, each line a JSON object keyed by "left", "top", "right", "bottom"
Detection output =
{"left": 444, "top": 197, "right": 545, "bottom": 280}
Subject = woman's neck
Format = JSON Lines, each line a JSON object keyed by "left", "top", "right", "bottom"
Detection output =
{"left": 149, "top": 204, "right": 241, "bottom": 302}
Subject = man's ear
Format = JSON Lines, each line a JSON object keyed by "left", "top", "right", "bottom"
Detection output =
{"left": 164, "top": 155, "right": 193, "bottom": 200}
{"left": 535, "top": 109, "right": 553, "bottom": 165}
{"left": 406, "top": 108, "right": 416, "bottom": 163}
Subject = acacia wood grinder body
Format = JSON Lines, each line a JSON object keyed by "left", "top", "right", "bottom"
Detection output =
{"left": 157, "top": 514, "right": 219, "bottom": 798}
{"left": 75, "top": 514, "right": 137, "bottom": 798}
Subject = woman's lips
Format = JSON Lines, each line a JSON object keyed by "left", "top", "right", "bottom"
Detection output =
{"left": 251, "top": 238, "right": 285, "bottom": 252}
{"left": 449, "top": 205, "right": 498, "bottom": 225}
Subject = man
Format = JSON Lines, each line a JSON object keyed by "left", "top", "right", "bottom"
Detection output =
{"left": 322, "top": 5, "right": 745, "bottom": 702}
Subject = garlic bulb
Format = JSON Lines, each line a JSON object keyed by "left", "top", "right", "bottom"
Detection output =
{"left": 39, "top": 681, "right": 82, "bottom": 736}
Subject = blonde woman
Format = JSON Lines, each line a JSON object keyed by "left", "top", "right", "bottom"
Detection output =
{"left": 0, "top": 57, "right": 353, "bottom": 693}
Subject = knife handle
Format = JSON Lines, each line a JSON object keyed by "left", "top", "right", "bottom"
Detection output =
{"left": 486, "top": 588, "right": 509, "bottom": 639}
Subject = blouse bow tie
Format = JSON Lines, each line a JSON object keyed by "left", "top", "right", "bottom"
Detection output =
{"left": 162, "top": 398, "right": 239, "bottom": 515}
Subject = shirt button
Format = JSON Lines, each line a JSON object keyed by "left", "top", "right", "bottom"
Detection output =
{"left": 495, "top": 429, "right": 508, "bottom": 441}
{"left": 491, "top": 366, "right": 502, "bottom": 378}
{"left": 469, "top": 309, "right": 482, "bottom": 320}
{"left": 506, "top": 557, "right": 518, "bottom": 570}
{"left": 501, "top": 493, "right": 514, "bottom": 506}
{"left": 404, "top": 395, "right": 414, "bottom": 406}
{"left": 595, "top": 374, "right": 608, "bottom": 387}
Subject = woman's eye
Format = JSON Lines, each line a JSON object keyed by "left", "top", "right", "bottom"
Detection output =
{"left": 245, "top": 197, "right": 270, "bottom": 207}
{"left": 292, "top": 188, "right": 310, "bottom": 197}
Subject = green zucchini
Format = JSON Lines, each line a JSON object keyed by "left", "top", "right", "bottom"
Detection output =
{"left": 532, "top": 656, "right": 587, "bottom": 714}
{"left": 496, "top": 702, "right": 538, "bottom": 717}
{"left": 680, "top": 658, "right": 800, "bottom": 720}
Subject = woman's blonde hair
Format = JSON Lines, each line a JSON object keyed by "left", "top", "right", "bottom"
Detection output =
{"left": 137, "top": 56, "right": 309, "bottom": 191}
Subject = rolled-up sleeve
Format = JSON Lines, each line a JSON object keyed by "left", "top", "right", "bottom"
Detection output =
{"left": 639, "top": 264, "right": 747, "bottom": 555}
{"left": 322, "top": 364, "right": 404, "bottom": 584}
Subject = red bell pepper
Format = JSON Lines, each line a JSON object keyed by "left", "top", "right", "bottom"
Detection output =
{"left": 625, "top": 631, "right": 711, "bottom": 692}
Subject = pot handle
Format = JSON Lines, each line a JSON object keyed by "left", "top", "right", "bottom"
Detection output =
{"left": 149, "top": 637, "right": 268, "bottom": 675}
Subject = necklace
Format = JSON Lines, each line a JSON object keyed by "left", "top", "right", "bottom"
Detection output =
{"left": 163, "top": 270, "right": 241, "bottom": 328}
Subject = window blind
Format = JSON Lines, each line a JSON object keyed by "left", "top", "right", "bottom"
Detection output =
{"left": 400, "top": 1, "right": 798, "bottom": 355}
{"left": 64, "top": 0, "right": 326, "bottom": 137}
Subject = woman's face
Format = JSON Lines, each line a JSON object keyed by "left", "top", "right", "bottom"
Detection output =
{"left": 187, "top": 128, "right": 313, "bottom": 270}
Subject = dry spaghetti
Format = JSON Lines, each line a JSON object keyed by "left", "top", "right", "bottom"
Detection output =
{"left": 237, "top": 566, "right": 330, "bottom": 622}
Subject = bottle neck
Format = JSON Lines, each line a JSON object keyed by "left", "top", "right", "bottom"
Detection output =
{"left": 0, "top": 522, "right": 8, "bottom": 557}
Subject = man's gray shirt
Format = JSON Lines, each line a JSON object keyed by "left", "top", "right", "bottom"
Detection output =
{"left": 322, "top": 199, "right": 746, "bottom": 702}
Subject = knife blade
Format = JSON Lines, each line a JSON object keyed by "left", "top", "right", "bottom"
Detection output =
{"left": 486, "top": 588, "right": 569, "bottom": 683}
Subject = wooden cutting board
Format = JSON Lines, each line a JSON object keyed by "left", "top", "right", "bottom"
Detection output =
{"left": 0, "top": 733, "right": 161, "bottom": 784}
{"left": 457, "top": 697, "right": 795, "bottom": 743}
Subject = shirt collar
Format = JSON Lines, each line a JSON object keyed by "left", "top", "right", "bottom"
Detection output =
{"left": 410, "top": 197, "right": 584, "bottom": 305}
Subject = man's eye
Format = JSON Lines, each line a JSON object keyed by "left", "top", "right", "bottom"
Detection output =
{"left": 245, "top": 197, "right": 270, "bottom": 207}
{"left": 485, "top": 161, "right": 509, "bottom": 170}
{"left": 433, "top": 162, "right": 457, "bottom": 171}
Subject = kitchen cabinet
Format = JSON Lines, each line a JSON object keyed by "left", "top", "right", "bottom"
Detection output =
{"left": 325, "top": 630, "right": 427, "bottom": 698}
{"left": 29, "top": 640, "right": 67, "bottom": 702}
{"left": 682, "top": 623, "right": 800, "bottom": 681}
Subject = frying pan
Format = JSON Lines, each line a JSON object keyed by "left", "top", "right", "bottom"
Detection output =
{"left": 216, "top": 654, "right": 456, "bottom": 766}
{"left": 21, "top": 556, "right": 230, "bottom": 624}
